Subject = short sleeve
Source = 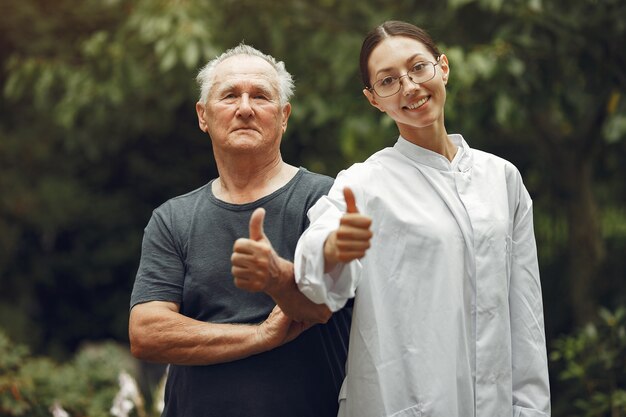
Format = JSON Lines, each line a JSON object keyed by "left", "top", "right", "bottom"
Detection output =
{"left": 130, "top": 205, "right": 186, "bottom": 308}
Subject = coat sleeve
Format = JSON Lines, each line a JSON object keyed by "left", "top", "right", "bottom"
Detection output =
{"left": 509, "top": 174, "right": 551, "bottom": 416}
{"left": 294, "top": 170, "right": 363, "bottom": 312}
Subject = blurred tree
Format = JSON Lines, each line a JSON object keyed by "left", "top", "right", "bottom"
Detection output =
{"left": 0, "top": 0, "right": 218, "bottom": 354}
{"left": 439, "top": 0, "right": 626, "bottom": 327}
{"left": 0, "top": 0, "right": 624, "bottom": 370}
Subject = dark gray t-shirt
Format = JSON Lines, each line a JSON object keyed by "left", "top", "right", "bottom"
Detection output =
{"left": 131, "top": 168, "right": 351, "bottom": 417}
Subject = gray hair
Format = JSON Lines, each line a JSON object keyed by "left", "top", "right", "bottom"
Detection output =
{"left": 196, "top": 43, "right": 295, "bottom": 106}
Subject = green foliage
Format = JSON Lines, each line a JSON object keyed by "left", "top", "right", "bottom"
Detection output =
{"left": 551, "top": 307, "right": 626, "bottom": 416}
{"left": 0, "top": 329, "right": 159, "bottom": 417}
{"left": 0, "top": 0, "right": 624, "bottom": 390}
{"left": 0, "top": 0, "right": 216, "bottom": 353}
{"left": 0, "top": 332, "right": 31, "bottom": 415}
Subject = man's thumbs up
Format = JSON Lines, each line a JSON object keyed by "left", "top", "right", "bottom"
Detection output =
{"left": 231, "top": 207, "right": 276, "bottom": 293}
{"left": 249, "top": 208, "right": 266, "bottom": 241}
{"left": 233, "top": 207, "right": 332, "bottom": 324}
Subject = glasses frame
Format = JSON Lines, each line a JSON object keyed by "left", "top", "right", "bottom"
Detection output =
{"left": 368, "top": 57, "right": 441, "bottom": 98}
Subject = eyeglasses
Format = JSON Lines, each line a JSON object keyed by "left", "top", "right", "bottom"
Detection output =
{"left": 369, "top": 58, "right": 440, "bottom": 98}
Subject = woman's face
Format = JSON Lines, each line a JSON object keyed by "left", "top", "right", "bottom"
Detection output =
{"left": 363, "top": 36, "right": 449, "bottom": 135}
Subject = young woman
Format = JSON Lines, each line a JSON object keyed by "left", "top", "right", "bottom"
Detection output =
{"left": 294, "top": 21, "right": 551, "bottom": 417}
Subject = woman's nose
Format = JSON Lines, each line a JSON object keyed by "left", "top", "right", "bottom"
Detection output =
{"left": 400, "top": 75, "right": 419, "bottom": 96}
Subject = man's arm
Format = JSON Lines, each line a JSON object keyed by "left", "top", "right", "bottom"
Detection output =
{"left": 232, "top": 188, "right": 371, "bottom": 320}
{"left": 129, "top": 301, "right": 306, "bottom": 365}
{"left": 231, "top": 208, "right": 333, "bottom": 324}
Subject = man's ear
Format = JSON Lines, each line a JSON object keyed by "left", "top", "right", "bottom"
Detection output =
{"left": 363, "top": 88, "right": 385, "bottom": 113}
{"left": 281, "top": 102, "right": 292, "bottom": 133}
{"left": 196, "top": 102, "right": 208, "bottom": 133}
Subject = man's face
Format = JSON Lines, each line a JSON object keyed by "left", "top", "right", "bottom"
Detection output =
{"left": 196, "top": 55, "right": 291, "bottom": 155}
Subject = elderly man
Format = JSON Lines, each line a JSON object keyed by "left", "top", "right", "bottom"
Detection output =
{"left": 129, "top": 44, "right": 351, "bottom": 417}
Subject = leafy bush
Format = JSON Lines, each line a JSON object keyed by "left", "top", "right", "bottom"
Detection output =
{"left": 551, "top": 307, "right": 626, "bottom": 417}
{"left": 0, "top": 330, "right": 161, "bottom": 417}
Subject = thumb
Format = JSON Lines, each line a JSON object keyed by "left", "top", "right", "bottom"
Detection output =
{"left": 249, "top": 208, "right": 266, "bottom": 241}
{"left": 343, "top": 187, "right": 358, "bottom": 214}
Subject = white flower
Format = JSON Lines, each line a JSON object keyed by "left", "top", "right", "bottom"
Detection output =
{"left": 110, "top": 371, "right": 144, "bottom": 417}
{"left": 49, "top": 401, "right": 70, "bottom": 417}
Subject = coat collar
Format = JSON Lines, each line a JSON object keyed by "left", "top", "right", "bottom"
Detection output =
{"left": 394, "top": 134, "right": 472, "bottom": 172}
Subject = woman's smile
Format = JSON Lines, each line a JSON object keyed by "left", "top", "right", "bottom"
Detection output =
{"left": 404, "top": 96, "right": 430, "bottom": 110}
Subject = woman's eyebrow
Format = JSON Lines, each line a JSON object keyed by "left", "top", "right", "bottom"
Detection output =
{"left": 405, "top": 53, "right": 428, "bottom": 64}
{"left": 375, "top": 53, "right": 428, "bottom": 77}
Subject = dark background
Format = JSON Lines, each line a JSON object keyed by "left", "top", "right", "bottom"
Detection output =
{"left": 1, "top": 0, "right": 625, "bottom": 415}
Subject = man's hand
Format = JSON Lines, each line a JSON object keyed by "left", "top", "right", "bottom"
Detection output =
{"left": 232, "top": 208, "right": 332, "bottom": 324}
{"left": 255, "top": 305, "right": 310, "bottom": 349}
{"left": 232, "top": 208, "right": 289, "bottom": 293}
{"left": 323, "top": 187, "right": 372, "bottom": 272}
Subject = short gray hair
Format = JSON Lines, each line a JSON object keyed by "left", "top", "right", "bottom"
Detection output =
{"left": 196, "top": 43, "right": 295, "bottom": 106}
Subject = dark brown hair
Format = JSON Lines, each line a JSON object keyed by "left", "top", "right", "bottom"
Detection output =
{"left": 360, "top": 21, "right": 441, "bottom": 88}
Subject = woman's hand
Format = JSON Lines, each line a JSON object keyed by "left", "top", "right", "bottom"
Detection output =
{"left": 323, "top": 187, "right": 373, "bottom": 272}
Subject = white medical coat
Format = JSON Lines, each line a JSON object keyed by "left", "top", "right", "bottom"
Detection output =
{"left": 295, "top": 135, "right": 550, "bottom": 417}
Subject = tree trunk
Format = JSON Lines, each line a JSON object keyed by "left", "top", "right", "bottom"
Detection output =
{"left": 553, "top": 147, "right": 606, "bottom": 326}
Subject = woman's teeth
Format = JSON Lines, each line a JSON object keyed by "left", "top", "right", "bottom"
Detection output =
{"left": 406, "top": 97, "right": 429, "bottom": 109}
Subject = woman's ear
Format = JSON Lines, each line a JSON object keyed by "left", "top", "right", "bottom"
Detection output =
{"left": 439, "top": 54, "right": 450, "bottom": 85}
{"left": 363, "top": 88, "right": 386, "bottom": 113}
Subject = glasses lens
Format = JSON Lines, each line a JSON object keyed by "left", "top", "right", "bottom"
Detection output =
{"left": 408, "top": 62, "right": 435, "bottom": 84}
{"left": 373, "top": 62, "right": 437, "bottom": 97}
{"left": 374, "top": 79, "right": 399, "bottom": 97}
